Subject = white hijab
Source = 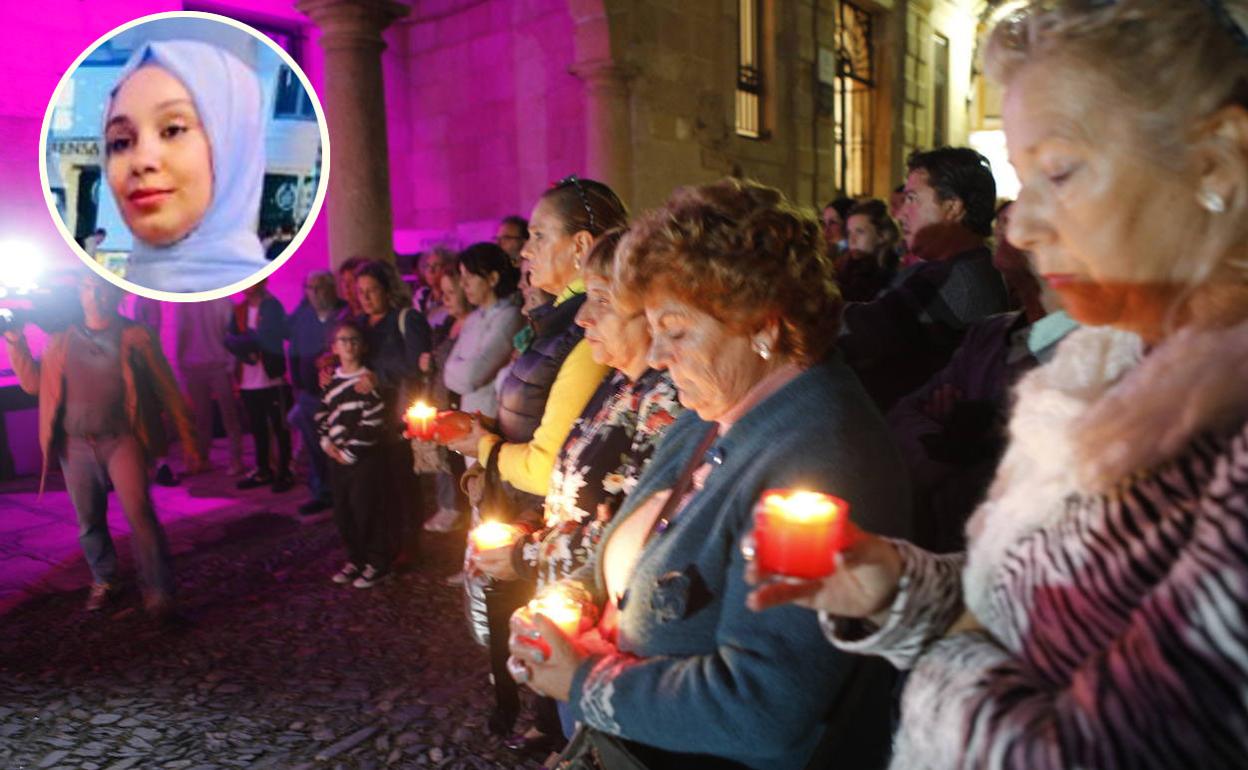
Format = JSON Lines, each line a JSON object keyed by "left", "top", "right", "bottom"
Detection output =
{"left": 107, "top": 40, "right": 267, "bottom": 294}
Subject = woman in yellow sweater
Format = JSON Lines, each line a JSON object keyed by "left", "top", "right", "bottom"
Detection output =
{"left": 446, "top": 175, "right": 626, "bottom": 745}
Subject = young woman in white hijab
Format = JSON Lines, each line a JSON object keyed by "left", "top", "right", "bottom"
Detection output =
{"left": 103, "top": 40, "right": 267, "bottom": 293}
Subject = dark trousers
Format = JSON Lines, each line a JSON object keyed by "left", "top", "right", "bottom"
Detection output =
{"left": 240, "top": 385, "right": 291, "bottom": 476}
{"left": 484, "top": 579, "right": 533, "bottom": 731}
{"left": 329, "top": 450, "right": 388, "bottom": 569}
{"left": 384, "top": 438, "right": 423, "bottom": 564}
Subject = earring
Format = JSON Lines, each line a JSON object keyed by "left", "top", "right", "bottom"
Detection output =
{"left": 752, "top": 338, "right": 771, "bottom": 360}
{"left": 1197, "top": 188, "right": 1227, "bottom": 214}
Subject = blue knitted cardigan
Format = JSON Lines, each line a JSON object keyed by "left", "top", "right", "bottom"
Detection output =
{"left": 565, "top": 353, "right": 914, "bottom": 769}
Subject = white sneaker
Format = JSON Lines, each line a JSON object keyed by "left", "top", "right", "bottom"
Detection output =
{"left": 352, "top": 564, "right": 385, "bottom": 589}
{"left": 422, "top": 508, "right": 464, "bottom": 533}
{"left": 331, "top": 562, "right": 360, "bottom": 585}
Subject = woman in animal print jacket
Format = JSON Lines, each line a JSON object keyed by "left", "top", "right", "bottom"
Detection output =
{"left": 748, "top": 2, "right": 1248, "bottom": 768}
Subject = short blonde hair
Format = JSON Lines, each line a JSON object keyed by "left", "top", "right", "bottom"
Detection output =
{"left": 986, "top": 0, "right": 1248, "bottom": 323}
{"left": 985, "top": 1, "right": 1247, "bottom": 165}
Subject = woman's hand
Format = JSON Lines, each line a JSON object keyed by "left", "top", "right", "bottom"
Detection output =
{"left": 745, "top": 525, "right": 903, "bottom": 627}
{"left": 354, "top": 371, "right": 377, "bottom": 395}
{"left": 418, "top": 352, "right": 432, "bottom": 373}
{"left": 325, "top": 444, "right": 348, "bottom": 465}
{"left": 461, "top": 467, "right": 485, "bottom": 506}
{"left": 922, "top": 383, "right": 963, "bottom": 423}
{"left": 507, "top": 609, "right": 587, "bottom": 702}
{"left": 445, "top": 414, "right": 492, "bottom": 459}
{"left": 473, "top": 543, "right": 519, "bottom": 581}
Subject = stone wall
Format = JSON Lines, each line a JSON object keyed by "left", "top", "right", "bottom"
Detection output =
{"left": 387, "top": 0, "right": 587, "bottom": 247}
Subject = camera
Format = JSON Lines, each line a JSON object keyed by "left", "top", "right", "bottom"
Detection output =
{"left": 0, "top": 283, "right": 83, "bottom": 335}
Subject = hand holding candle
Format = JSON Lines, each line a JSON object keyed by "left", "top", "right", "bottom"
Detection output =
{"left": 404, "top": 400, "right": 438, "bottom": 441}
{"left": 527, "top": 585, "right": 585, "bottom": 636}
{"left": 470, "top": 520, "right": 520, "bottom": 552}
{"left": 752, "top": 490, "right": 848, "bottom": 580}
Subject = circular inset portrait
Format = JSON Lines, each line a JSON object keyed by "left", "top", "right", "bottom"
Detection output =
{"left": 40, "top": 12, "right": 329, "bottom": 300}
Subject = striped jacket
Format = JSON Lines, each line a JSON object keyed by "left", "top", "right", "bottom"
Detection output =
{"left": 316, "top": 367, "right": 385, "bottom": 465}
{"left": 825, "top": 320, "right": 1248, "bottom": 769}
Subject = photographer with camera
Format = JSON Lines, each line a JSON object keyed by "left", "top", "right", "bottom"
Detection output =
{"left": 3, "top": 272, "right": 202, "bottom": 619}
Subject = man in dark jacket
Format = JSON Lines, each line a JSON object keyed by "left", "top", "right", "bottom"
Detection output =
{"left": 286, "top": 271, "right": 345, "bottom": 514}
{"left": 226, "top": 279, "right": 293, "bottom": 492}
{"left": 840, "top": 147, "right": 1010, "bottom": 410}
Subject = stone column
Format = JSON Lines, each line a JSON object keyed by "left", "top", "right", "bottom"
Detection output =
{"left": 297, "top": 0, "right": 408, "bottom": 269}
{"left": 569, "top": 58, "right": 634, "bottom": 205}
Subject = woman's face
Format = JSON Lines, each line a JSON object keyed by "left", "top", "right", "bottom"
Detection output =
{"left": 441, "top": 273, "right": 471, "bottom": 318}
{"left": 458, "top": 263, "right": 496, "bottom": 307}
{"left": 1004, "top": 60, "right": 1195, "bottom": 339}
{"left": 645, "top": 293, "right": 769, "bottom": 422}
{"left": 521, "top": 198, "right": 581, "bottom": 295}
{"left": 105, "top": 66, "right": 213, "bottom": 247}
{"left": 356, "top": 274, "right": 388, "bottom": 318}
{"left": 846, "top": 214, "right": 880, "bottom": 255}
{"left": 338, "top": 269, "right": 359, "bottom": 312}
{"left": 822, "top": 207, "right": 844, "bottom": 247}
{"left": 576, "top": 272, "right": 650, "bottom": 374}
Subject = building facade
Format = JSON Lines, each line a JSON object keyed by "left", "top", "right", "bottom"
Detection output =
{"left": 381, "top": 0, "right": 1006, "bottom": 253}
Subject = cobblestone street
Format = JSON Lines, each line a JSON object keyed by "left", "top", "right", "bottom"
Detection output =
{"left": 0, "top": 506, "right": 545, "bottom": 770}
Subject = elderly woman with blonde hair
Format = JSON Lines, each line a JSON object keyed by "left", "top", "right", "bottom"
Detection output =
{"left": 507, "top": 178, "right": 913, "bottom": 769}
{"left": 749, "top": 2, "right": 1248, "bottom": 768}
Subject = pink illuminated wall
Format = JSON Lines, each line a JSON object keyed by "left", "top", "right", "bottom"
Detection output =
{"left": 0, "top": 1, "right": 328, "bottom": 341}
{"left": 386, "top": 0, "right": 587, "bottom": 247}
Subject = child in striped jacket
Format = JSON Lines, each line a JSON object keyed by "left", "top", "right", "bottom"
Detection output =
{"left": 317, "top": 318, "right": 389, "bottom": 589}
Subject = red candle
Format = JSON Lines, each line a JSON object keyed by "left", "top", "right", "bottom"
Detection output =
{"left": 470, "top": 520, "right": 518, "bottom": 551}
{"left": 432, "top": 410, "right": 473, "bottom": 443}
{"left": 753, "top": 490, "right": 848, "bottom": 579}
{"left": 404, "top": 400, "right": 438, "bottom": 440}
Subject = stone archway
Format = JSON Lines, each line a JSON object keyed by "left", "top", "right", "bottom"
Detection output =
{"left": 566, "top": 0, "right": 635, "bottom": 205}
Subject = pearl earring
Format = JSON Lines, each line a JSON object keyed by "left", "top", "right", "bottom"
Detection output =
{"left": 1197, "top": 188, "right": 1227, "bottom": 214}
{"left": 752, "top": 338, "right": 771, "bottom": 360}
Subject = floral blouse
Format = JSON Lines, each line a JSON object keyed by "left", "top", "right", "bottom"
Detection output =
{"left": 513, "top": 368, "right": 682, "bottom": 588}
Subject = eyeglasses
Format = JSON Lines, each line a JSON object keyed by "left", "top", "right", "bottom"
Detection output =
{"left": 555, "top": 174, "right": 596, "bottom": 232}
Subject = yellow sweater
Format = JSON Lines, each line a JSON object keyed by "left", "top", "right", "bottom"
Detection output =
{"left": 477, "top": 283, "right": 609, "bottom": 496}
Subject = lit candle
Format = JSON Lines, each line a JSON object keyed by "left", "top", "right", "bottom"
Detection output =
{"left": 470, "top": 520, "right": 518, "bottom": 551}
{"left": 753, "top": 490, "right": 848, "bottom": 579}
{"left": 404, "top": 400, "right": 438, "bottom": 440}
{"left": 527, "top": 586, "right": 583, "bottom": 636}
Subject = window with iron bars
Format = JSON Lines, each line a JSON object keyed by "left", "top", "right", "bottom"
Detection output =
{"left": 736, "top": 0, "right": 763, "bottom": 138}
{"left": 833, "top": 0, "right": 875, "bottom": 196}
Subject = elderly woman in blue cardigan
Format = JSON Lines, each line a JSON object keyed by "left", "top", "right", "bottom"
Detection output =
{"left": 507, "top": 178, "right": 914, "bottom": 769}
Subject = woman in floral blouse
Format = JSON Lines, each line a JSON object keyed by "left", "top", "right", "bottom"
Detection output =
{"left": 475, "top": 227, "right": 682, "bottom": 747}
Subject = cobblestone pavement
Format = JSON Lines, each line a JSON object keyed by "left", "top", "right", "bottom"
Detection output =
{"left": 0, "top": 514, "right": 546, "bottom": 770}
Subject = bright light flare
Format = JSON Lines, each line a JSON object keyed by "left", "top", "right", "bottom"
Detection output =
{"left": 0, "top": 240, "right": 44, "bottom": 292}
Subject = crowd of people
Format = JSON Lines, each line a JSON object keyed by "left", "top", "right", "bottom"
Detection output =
{"left": 5, "top": 1, "right": 1247, "bottom": 767}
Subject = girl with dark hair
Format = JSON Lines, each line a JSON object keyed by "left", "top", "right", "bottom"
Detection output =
{"left": 443, "top": 243, "right": 523, "bottom": 418}
{"left": 837, "top": 198, "right": 900, "bottom": 301}
{"left": 317, "top": 318, "right": 388, "bottom": 588}
{"left": 352, "top": 259, "right": 431, "bottom": 583}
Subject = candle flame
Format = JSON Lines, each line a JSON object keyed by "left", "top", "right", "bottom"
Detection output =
{"left": 529, "top": 587, "right": 581, "bottom": 633}
{"left": 406, "top": 400, "right": 437, "bottom": 421}
{"left": 764, "top": 490, "right": 839, "bottom": 523}
{"left": 471, "top": 520, "right": 517, "bottom": 550}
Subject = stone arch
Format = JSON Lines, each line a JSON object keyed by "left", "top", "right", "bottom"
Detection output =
{"left": 565, "top": 0, "right": 635, "bottom": 204}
